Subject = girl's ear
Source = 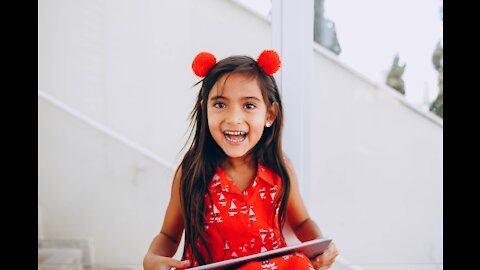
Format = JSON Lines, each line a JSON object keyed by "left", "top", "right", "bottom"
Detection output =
{"left": 266, "top": 102, "right": 279, "bottom": 127}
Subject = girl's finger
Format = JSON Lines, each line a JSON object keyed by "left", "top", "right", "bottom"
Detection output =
{"left": 166, "top": 258, "right": 190, "bottom": 268}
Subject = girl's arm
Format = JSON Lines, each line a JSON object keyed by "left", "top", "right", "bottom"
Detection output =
{"left": 283, "top": 156, "right": 339, "bottom": 269}
{"left": 143, "top": 167, "right": 191, "bottom": 270}
{"left": 284, "top": 156, "right": 322, "bottom": 241}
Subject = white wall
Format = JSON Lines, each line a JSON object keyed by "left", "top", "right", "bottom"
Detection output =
{"left": 38, "top": 0, "right": 271, "bottom": 266}
{"left": 38, "top": 0, "right": 442, "bottom": 268}
{"left": 308, "top": 45, "right": 443, "bottom": 268}
{"left": 38, "top": 0, "right": 271, "bottom": 165}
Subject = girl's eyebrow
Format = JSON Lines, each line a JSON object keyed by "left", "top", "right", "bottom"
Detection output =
{"left": 209, "top": 95, "right": 227, "bottom": 101}
{"left": 242, "top": 96, "right": 262, "bottom": 102}
{"left": 209, "top": 96, "right": 262, "bottom": 102}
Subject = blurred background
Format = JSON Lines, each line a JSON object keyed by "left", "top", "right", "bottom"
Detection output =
{"left": 38, "top": 0, "right": 443, "bottom": 269}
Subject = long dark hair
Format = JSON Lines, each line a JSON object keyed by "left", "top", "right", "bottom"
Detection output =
{"left": 179, "top": 55, "right": 290, "bottom": 265}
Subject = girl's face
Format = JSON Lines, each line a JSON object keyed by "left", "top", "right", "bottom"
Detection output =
{"left": 207, "top": 72, "right": 275, "bottom": 159}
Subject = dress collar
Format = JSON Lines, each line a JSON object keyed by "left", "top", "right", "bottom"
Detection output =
{"left": 211, "top": 163, "right": 275, "bottom": 191}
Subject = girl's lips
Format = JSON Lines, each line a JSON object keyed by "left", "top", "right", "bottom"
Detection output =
{"left": 224, "top": 131, "right": 247, "bottom": 144}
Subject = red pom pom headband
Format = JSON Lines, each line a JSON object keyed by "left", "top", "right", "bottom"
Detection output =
{"left": 191, "top": 50, "right": 281, "bottom": 77}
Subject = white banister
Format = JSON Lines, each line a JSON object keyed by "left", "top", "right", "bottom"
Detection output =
{"left": 38, "top": 89, "right": 176, "bottom": 171}
{"left": 272, "top": 0, "right": 313, "bottom": 201}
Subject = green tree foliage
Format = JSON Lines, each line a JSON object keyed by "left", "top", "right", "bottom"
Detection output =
{"left": 429, "top": 41, "right": 443, "bottom": 118}
{"left": 386, "top": 54, "right": 406, "bottom": 95}
{"left": 429, "top": 2, "right": 443, "bottom": 118}
{"left": 314, "top": 0, "right": 341, "bottom": 55}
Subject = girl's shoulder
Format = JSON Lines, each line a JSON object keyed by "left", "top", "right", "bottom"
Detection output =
{"left": 172, "top": 164, "right": 187, "bottom": 190}
{"left": 174, "top": 165, "right": 183, "bottom": 180}
{"left": 279, "top": 154, "right": 298, "bottom": 183}
{"left": 281, "top": 154, "right": 294, "bottom": 171}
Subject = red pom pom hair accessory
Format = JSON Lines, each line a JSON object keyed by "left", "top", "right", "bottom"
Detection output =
{"left": 257, "top": 50, "right": 281, "bottom": 75}
{"left": 192, "top": 52, "right": 217, "bottom": 77}
{"left": 191, "top": 50, "right": 281, "bottom": 77}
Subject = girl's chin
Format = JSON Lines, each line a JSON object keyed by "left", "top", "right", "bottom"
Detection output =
{"left": 216, "top": 137, "right": 259, "bottom": 158}
{"left": 223, "top": 150, "right": 248, "bottom": 159}
{"left": 221, "top": 145, "right": 251, "bottom": 159}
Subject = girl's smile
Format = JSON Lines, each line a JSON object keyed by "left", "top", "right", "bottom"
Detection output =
{"left": 224, "top": 130, "right": 247, "bottom": 144}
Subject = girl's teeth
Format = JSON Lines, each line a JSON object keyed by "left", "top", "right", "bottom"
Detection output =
{"left": 226, "top": 136, "right": 244, "bottom": 143}
{"left": 225, "top": 131, "right": 246, "bottom": 135}
{"left": 224, "top": 131, "right": 247, "bottom": 143}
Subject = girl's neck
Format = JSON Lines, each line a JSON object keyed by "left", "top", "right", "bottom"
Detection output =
{"left": 221, "top": 154, "right": 258, "bottom": 192}
{"left": 222, "top": 154, "right": 257, "bottom": 172}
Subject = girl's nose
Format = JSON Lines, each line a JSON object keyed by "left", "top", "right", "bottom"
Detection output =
{"left": 226, "top": 106, "right": 243, "bottom": 124}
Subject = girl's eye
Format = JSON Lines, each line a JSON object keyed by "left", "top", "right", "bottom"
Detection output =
{"left": 214, "top": 103, "right": 226, "bottom": 109}
{"left": 244, "top": 103, "right": 256, "bottom": 110}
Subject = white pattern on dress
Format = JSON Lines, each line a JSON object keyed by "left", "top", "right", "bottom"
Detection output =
{"left": 270, "top": 185, "right": 278, "bottom": 203}
{"left": 211, "top": 174, "right": 221, "bottom": 189}
{"left": 261, "top": 261, "right": 278, "bottom": 270}
{"left": 228, "top": 201, "right": 238, "bottom": 216}
{"left": 212, "top": 204, "right": 223, "bottom": 223}
{"left": 259, "top": 228, "right": 268, "bottom": 244}
{"left": 249, "top": 206, "right": 257, "bottom": 222}
{"left": 268, "top": 228, "right": 275, "bottom": 241}
{"left": 218, "top": 192, "right": 227, "bottom": 206}
{"left": 224, "top": 241, "right": 229, "bottom": 251}
{"left": 208, "top": 205, "right": 215, "bottom": 224}
{"left": 259, "top": 187, "right": 266, "bottom": 200}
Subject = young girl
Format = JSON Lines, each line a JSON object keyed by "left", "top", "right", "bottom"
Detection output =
{"left": 143, "top": 50, "right": 338, "bottom": 270}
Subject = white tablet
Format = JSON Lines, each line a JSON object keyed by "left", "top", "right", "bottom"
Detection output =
{"left": 187, "top": 237, "right": 332, "bottom": 270}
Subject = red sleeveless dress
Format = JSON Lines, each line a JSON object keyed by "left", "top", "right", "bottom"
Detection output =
{"left": 181, "top": 164, "right": 314, "bottom": 269}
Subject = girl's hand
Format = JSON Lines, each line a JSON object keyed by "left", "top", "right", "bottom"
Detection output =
{"left": 143, "top": 252, "right": 191, "bottom": 270}
{"left": 310, "top": 242, "right": 339, "bottom": 270}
